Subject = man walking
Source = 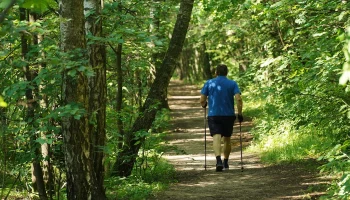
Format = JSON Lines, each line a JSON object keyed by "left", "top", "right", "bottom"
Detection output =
{"left": 200, "top": 64, "right": 243, "bottom": 171}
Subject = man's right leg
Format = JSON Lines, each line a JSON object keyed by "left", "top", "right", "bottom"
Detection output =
{"left": 213, "top": 134, "right": 223, "bottom": 171}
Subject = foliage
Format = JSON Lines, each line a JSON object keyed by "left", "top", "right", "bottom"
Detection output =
{"left": 105, "top": 110, "right": 175, "bottom": 199}
{"left": 105, "top": 167, "right": 174, "bottom": 200}
{"left": 225, "top": 0, "right": 350, "bottom": 198}
{"left": 318, "top": 143, "right": 350, "bottom": 199}
{"left": 0, "top": 96, "right": 7, "bottom": 107}
{"left": 319, "top": 23, "right": 350, "bottom": 200}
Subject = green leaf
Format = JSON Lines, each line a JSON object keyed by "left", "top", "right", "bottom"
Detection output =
{"left": 74, "top": 115, "right": 82, "bottom": 120}
{"left": 270, "top": 1, "right": 284, "bottom": 8}
{"left": 0, "top": 96, "right": 7, "bottom": 107}
{"left": 0, "top": 0, "right": 12, "bottom": 8}
{"left": 339, "top": 63, "right": 350, "bottom": 85}
{"left": 21, "top": 0, "right": 50, "bottom": 13}
{"left": 77, "top": 66, "right": 85, "bottom": 72}
{"left": 118, "top": 38, "right": 124, "bottom": 44}
{"left": 67, "top": 69, "right": 77, "bottom": 77}
{"left": 154, "top": 40, "right": 163, "bottom": 46}
{"left": 36, "top": 137, "right": 53, "bottom": 145}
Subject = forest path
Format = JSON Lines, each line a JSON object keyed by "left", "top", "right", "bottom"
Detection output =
{"left": 150, "top": 80, "right": 327, "bottom": 200}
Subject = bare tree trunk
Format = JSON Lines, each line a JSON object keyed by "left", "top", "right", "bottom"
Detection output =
{"left": 202, "top": 42, "right": 212, "bottom": 80}
{"left": 115, "top": 43, "right": 124, "bottom": 149}
{"left": 180, "top": 47, "right": 190, "bottom": 80}
{"left": 112, "top": 0, "right": 194, "bottom": 177}
{"left": 84, "top": 0, "right": 107, "bottom": 198}
{"left": 59, "top": 0, "right": 92, "bottom": 199}
{"left": 36, "top": 26, "right": 55, "bottom": 200}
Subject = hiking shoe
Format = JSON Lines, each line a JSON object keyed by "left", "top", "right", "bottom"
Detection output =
{"left": 216, "top": 161, "right": 223, "bottom": 172}
{"left": 223, "top": 162, "right": 229, "bottom": 170}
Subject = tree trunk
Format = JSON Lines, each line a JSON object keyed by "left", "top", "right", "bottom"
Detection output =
{"left": 112, "top": 0, "right": 194, "bottom": 177}
{"left": 84, "top": 0, "right": 107, "bottom": 198}
{"left": 59, "top": 0, "right": 92, "bottom": 199}
{"left": 115, "top": 43, "right": 124, "bottom": 149}
{"left": 180, "top": 47, "right": 190, "bottom": 80}
{"left": 37, "top": 26, "right": 55, "bottom": 200}
{"left": 202, "top": 42, "right": 212, "bottom": 80}
{"left": 20, "top": 8, "right": 48, "bottom": 200}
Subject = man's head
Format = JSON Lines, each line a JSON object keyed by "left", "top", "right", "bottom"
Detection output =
{"left": 216, "top": 64, "right": 228, "bottom": 76}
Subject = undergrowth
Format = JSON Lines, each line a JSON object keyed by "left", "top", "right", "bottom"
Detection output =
{"left": 243, "top": 88, "right": 350, "bottom": 199}
{"left": 243, "top": 88, "right": 334, "bottom": 163}
{"left": 105, "top": 108, "right": 177, "bottom": 200}
{"left": 105, "top": 158, "right": 176, "bottom": 200}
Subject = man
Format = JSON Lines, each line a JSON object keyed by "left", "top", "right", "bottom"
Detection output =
{"left": 200, "top": 64, "right": 243, "bottom": 172}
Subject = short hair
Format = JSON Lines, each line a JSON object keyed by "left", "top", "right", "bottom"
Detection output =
{"left": 216, "top": 64, "right": 228, "bottom": 76}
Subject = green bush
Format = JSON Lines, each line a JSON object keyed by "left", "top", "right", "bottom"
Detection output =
{"left": 105, "top": 158, "right": 176, "bottom": 200}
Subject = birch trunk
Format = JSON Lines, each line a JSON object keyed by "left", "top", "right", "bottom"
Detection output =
{"left": 84, "top": 0, "right": 107, "bottom": 198}
{"left": 59, "top": 0, "right": 92, "bottom": 199}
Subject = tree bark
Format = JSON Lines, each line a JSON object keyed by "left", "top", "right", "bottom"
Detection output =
{"left": 84, "top": 0, "right": 107, "bottom": 198}
{"left": 202, "top": 42, "right": 212, "bottom": 80}
{"left": 112, "top": 0, "right": 194, "bottom": 177}
{"left": 115, "top": 43, "right": 124, "bottom": 149}
{"left": 59, "top": 0, "right": 92, "bottom": 199}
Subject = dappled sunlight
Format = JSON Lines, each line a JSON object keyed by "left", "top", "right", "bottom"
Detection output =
{"left": 177, "top": 180, "right": 217, "bottom": 187}
{"left": 168, "top": 95, "right": 201, "bottom": 100}
{"left": 167, "top": 138, "right": 208, "bottom": 144}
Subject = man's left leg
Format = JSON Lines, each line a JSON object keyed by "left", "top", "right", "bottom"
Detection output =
{"left": 213, "top": 134, "right": 223, "bottom": 171}
{"left": 223, "top": 137, "right": 231, "bottom": 170}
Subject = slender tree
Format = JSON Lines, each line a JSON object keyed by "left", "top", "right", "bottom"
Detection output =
{"left": 112, "top": 0, "right": 195, "bottom": 177}
{"left": 201, "top": 43, "right": 212, "bottom": 80}
{"left": 20, "top": 8, "right": 48, "bottom": 200}
{"left": 84, "top": 0, "right": 107, "bottom": 198}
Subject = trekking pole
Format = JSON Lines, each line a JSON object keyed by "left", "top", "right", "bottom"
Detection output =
{"left": 239, "top": 122, "right": 244, "bottom": 172}
{"left": 204, "top": 107, "right": 207, "bottom": 171}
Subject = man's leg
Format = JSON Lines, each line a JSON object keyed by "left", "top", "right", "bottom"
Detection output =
{"left": 223, "top": 136, "right": 231, "bottom": 159}
{"left": 213, "top": 134, "right": 223, "bottom": 171}
{"left": 213, "top": 134, "right": 221, "bottom": 157}
{"left": 223, "top": 136, "right": 231, "bottom": 169}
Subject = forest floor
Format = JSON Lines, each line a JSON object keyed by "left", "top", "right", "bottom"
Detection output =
{"left": 150, "top": 80, "right": 330, "bottom": 200}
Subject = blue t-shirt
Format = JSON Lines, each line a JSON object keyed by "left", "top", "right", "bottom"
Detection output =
{"left": 201, "top": 76, "right": 241, "bottom": 116}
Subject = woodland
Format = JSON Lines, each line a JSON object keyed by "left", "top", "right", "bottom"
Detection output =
{"left": 1, "top": 0, "right": 350, "bottom": 199}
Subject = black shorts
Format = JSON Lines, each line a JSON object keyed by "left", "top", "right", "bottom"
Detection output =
{"left": 208, "top": 116, "right": 236, "bottom": 137}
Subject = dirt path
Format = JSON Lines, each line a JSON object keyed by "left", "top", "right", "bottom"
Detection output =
{"left": 150, "top": 80, "right": 327, "bottom": 200}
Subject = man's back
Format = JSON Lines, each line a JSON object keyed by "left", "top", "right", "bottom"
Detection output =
{"left": 201, "top": 76, "right": 240, "bottom": 116}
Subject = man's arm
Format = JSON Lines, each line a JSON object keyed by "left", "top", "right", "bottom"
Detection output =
{"left": 235, "top": 93, "right": 243, "bottom": 115}
{"left": 200, "top": 94, "right": 207, "bottom": 108}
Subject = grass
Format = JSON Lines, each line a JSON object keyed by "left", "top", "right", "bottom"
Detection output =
{"left": 243, "top": 88, "right": 334, "bottom": 164}
{"left": 247, "top": 126, "right": 333, "bottom": 164}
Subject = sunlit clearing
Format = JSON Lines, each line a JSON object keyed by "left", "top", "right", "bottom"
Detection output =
{"left": 247, "top": 121, "right": 332, "bottom": 164}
